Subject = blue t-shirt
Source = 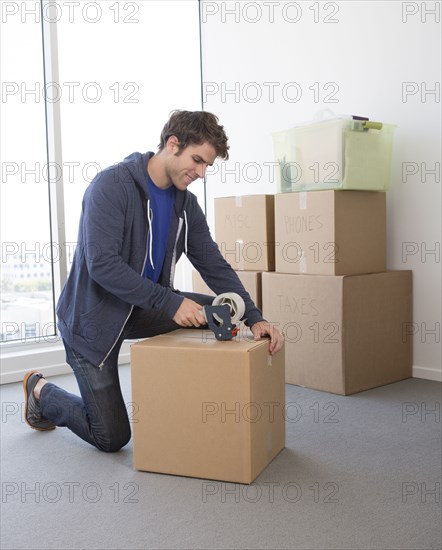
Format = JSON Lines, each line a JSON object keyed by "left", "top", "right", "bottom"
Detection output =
{"left": 143, "top": 175, "right": 175, "bottom": 283}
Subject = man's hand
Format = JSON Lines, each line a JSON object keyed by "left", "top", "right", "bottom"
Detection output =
{"left": 173, "top": 298, "right": 206, "bottom": 327}
{"left": 251, "top": 321, "right": 284, "bottom": 355}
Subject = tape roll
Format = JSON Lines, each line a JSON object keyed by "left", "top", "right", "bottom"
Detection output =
{"left": 212, "top": 292, "right": 245, "bottom": 325}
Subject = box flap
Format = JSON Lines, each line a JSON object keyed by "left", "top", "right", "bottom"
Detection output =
{"left": 132, "top": 328, "right": 270, "bottom": 353}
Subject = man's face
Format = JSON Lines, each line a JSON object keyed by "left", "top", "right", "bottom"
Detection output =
{"left": 165, "top": 138, "right": 217, "bottom": 191}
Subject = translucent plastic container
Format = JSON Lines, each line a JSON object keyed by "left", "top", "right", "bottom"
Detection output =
{"left": 272, "top": 116, "right": 396, "bottom": 192}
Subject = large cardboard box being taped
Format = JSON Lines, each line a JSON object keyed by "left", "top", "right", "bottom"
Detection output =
{"left": 215, "top": 195, "right": 275, "bottom": 272}
{"left": 262, "top": 271, "right": 412, "bottom": 395}
{"left": 192, "top": 269, "right": 263, "bottom": 309}
{"left": 275, "top": 190, "right": 386, "bottom": 276}
{"left": 131, "top": 329, "right": 285, "bottom": 484}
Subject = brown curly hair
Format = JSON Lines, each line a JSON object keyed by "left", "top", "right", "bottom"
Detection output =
{"left": 158, "top": 110, "right": 229, "bottom": 160}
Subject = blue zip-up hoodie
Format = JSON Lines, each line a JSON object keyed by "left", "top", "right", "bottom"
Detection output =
{"left": 56, "top": 152, "right": 264, "bottom": 367}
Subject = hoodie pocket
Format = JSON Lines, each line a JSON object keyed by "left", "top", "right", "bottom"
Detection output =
{"left": 75, "top": 299, "right": 107, "bottom": 340}
{"left": 79, "top": 298, "right": 106, "bottom": 322}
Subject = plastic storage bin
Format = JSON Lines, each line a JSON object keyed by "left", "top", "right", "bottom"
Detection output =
{"left": 272, "top": 116, "right": 396, "bottom": 192}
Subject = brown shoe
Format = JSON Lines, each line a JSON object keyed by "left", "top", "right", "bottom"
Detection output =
{"left": 23, "top": 371, "right": 56, "bottom": 431}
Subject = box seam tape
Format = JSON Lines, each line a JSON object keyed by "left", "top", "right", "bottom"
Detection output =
{"left": 299, "top": 192, "right": 307, "bottom": 210}
{"left": 236, "top": 239, "right": 244, "bottom": 270}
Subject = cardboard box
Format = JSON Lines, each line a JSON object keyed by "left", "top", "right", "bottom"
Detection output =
{"left": 262, "top": 271, "right": 412, "bottom": 395}
{"left": 215, "top": 195, "right": 275, "bottom": 271}
{"left": 131, "top": 329, "right": 285, "bottom": 484}
{"left": 192, "top": 269, "right": 262, "bottom": 309}
{"left": 275, "top": 190, "right": 386, "bottom": 275}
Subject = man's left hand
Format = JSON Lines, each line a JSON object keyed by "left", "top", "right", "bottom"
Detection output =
{"left": 250, "top": 321, "right": 284, "bottom": 355}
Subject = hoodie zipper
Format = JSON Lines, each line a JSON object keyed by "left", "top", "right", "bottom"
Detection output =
{"left": 98, "top": 199, "right": 151, "bottom": 370}
{"left": 169, "top": 216, "right": 184, "bottom": 287}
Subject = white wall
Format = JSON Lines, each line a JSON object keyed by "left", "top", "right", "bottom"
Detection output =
{"left": 200, "top": 0, "right": 441, "bottom": 380}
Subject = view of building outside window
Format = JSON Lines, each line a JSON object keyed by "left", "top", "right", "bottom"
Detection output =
{"left": 1, "top": 9, "right": 55, "bottom": 343}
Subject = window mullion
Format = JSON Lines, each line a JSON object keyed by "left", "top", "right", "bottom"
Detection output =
{"left": 41, "top": 0, "right": 67, "bottom": 310}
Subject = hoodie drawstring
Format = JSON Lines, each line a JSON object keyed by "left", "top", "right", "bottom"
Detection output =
{"left": 183, "top": 210, "right": 188, "bottom": 256}
{"left": 147, "top": 199, "right": 154, "bottom": 269}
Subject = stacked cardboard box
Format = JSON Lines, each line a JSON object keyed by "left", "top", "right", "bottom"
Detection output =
{"left": 273, "top": 190, "right": 386, "bottom": 276}
{"left": 262, "top": 269, "right": 412, "bottom": 395}
{"left": 193, "top": 194, "right": 275, "bottom": 308}
{"left": 214, "top": 195, "right": 275, "bottom": 272}
{"left": 264, "top": 187, "right": 412, "bottom": 395}
{"left": 192, "top": 269, "right": 262, "bottom": 309}
{"left": 212, "top": 188, "right": 412, "bottom": 395}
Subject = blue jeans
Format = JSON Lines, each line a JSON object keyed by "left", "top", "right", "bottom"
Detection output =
{"left": 40, "top": 292, "right": 213, "bottom": 452}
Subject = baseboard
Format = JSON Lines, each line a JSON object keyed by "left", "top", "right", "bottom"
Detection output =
{"left": 0, "top": 345, "right": 132, "bottom": 385}
{"left": 412, "top": 365, "right": 442, "bottom": 382}
{"left": 2, "top": 346, "right": 441, "bottom": 384}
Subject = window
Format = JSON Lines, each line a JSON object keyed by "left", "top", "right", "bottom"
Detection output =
{"left": 1, "top": 2, "right": 55, "bottom": 344}
{"left": 56, "top": 0, "right": 203, "bottom": 262}
{"left": 1, "top": 0, "right": 202, "bottom": 375}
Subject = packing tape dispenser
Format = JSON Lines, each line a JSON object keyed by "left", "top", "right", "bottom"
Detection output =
{"left": 202, "top": 292, "right": 245, "bottom": 341}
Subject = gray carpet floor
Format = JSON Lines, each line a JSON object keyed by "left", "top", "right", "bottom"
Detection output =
{"left": 1, "top": 368, "right": 441, "bottom": 550}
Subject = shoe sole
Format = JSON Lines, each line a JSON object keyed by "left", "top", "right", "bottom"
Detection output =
{"left": 23, "top": 370, "right": 56, "bottom": 431}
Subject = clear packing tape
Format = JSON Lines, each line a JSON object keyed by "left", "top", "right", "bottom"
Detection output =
{"left": 211, "top": 292, "right": 245, "bottom": 325}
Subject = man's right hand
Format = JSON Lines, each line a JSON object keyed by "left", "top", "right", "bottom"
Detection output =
{"left": 172, "top": 298, "right": 206, "bottom": 327}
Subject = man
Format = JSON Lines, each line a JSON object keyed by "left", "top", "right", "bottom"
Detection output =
{"left": 23, "top": 110, "right": 284, "bottom": 452}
